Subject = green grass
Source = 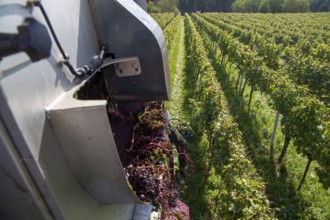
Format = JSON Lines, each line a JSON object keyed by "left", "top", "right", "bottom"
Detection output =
{"left": 167, "top": 17, "right": 188, "bottom": 120}
{"left": 166, "top": 16, "right": 182, "bottom": 113}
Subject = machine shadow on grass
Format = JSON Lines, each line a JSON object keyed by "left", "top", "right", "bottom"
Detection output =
{"left": 209, "top": 54, "right": 303, "bottom": 219}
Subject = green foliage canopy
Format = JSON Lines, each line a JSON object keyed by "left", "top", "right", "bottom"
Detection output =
{"left": 232, "top": 0, "right": 310, "bottom": 12}
{"left": 282, "top": 0, "right": 310, "bottom": 12}
{"left": 178, "top": 0, "right": 234, "bottom": 12}
{"left": 310, "top": 0, "right": 330, "bottom": 11}
{"left": 147, "top": 0, "right": 178, "bottom": 12}
{"left": 174, "top": 0, "right": 326, "bottom": 12}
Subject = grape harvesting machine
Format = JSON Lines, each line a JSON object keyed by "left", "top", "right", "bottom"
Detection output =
{"left": 0, "top": 0, "right": 171, "bottom": 219}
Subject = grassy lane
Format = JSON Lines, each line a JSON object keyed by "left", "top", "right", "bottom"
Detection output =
{"left": 167, "top": 17, "right": 210, "bottom": 218}
{"left": 167, "top": 17, "right": 187, "bottom": 120}
{"left": 167, "top": 17, "right": 212, "bottom": 219}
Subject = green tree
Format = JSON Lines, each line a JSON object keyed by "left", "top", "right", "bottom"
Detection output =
{"left": 269, "top": 0, "right": 284, "bottom": 12}
{"left": 259, "top": 0, "right": 271, "bottom": 12}
{"left": 157, "top": 0, "right": 178, "bottom": 12}
{"left": 232, "top": 0, "right": 254, "bottom": 12}
{"left": 147, "top": 1, "right": 161, "bottom": 12}
{"left": 310, "top": 0, "right": 330, "bottom": 11}
{"left": 178, "top": 0, "right": 234, "bottom": 12}
{"left": 232, "top": 0, "right": 270, "bottom": 12}
{"left": 282, "top": 0, "right": 310, "bottom": 12}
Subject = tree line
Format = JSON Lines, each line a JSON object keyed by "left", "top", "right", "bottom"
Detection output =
{"left": 147, "top": 0, "right": 330, "bottom": 13}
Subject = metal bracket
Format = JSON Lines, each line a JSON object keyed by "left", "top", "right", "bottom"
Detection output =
{"left": 92, "top": 56, "right": 141, "bottom": 77}
{"left": 114, "top": 57, "right": 141, "bottom": 77}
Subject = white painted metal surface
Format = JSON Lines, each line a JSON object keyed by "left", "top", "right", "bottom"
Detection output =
{"left": 46, "top": 73, "right": 143, "bottom": 204}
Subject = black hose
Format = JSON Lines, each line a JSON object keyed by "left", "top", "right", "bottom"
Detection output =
{"left": 33, "top": 1, "right": 85, "bottom": 78}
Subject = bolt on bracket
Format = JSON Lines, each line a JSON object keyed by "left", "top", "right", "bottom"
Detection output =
{"left": 90, "top": 56, "right": 141, "bottom": 77}
{"left": 114, "top": 57, "right": 141, "bottom": 77}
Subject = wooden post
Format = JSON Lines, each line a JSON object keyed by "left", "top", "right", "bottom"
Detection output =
{"left": 238, "top": 74, "right": 243, "bottom": 94}
{"left": 297, "top": 158, "right": 312, "bottom": 191}
{"left": 270, "top": 111, "right": 279, "bottom": 147}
